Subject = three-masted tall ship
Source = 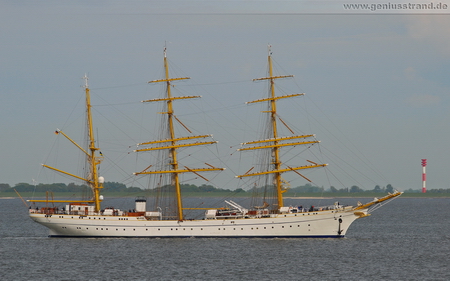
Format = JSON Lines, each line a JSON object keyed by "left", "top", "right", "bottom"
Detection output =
{"left": 29, "top": 47, "right": 402, "bottom": 237}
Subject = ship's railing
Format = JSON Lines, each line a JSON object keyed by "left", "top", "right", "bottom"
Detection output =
{"left": 29, "top": 208, "right": 97, "bottom": 216}
{"left": 28, "top": 206, "right": 164, "bottom": 220}
{"left": 29, "top": 207, "right": 62, "bottom": 215}
{"left": 281, "top": 203, "right": 346, "bottom": 214}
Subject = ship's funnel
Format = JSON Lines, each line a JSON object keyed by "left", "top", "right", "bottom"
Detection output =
{"left": 135, "top": 196, "right": 146, "bottom": 212}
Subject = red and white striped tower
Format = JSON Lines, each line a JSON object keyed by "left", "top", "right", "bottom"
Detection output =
{"left": 421, "top": 159, "right": 427, "bottom": 193}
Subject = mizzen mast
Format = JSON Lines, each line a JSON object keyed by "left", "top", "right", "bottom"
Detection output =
{"left": 83, "top": 75, "right": 104, "bottom": 213}
{"left": 237, "top": 46, "right": 327, "bottom": 209}
{"left": 135, "top": 47, "right": 224, "bottom": 221}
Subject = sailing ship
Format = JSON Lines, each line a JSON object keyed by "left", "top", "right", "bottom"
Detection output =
{"left": 28, "top": 46, "right": 402, "bottom": 238}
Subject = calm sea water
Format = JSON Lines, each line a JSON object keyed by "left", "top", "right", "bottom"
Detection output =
{"left": 1, "top": 197, "right": 449, "bottom": 280}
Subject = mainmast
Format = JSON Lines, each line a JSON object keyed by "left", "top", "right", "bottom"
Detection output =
{"left": 237, "top": 46, "right": 327, "bottom": 210}
{"left": 135, "top": 47, "right": 224, "bottom": 221}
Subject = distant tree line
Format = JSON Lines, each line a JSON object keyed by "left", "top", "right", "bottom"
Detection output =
{"left": 326, "top": 184, "right": 395, "bottom": 194}
{"left": 406, "top": 188, "right": 450, "bottom": 193}
{"left": 0, "top": 181, "right": 444, "bottom": 194}
{"left": 0, "top": 182, "right": 237, "bottom": 194}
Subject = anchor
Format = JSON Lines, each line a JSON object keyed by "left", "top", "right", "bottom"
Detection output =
{"left": 337, "top": 218, "right": 343, "bottom": 235}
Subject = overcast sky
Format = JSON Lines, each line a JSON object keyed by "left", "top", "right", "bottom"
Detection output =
{"left": 1, "top": 1, "right": 450, "bottom": 191}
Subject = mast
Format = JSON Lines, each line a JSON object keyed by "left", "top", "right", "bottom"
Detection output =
{"left": 267, "top": 47, "right": 283, "bottom": 208}
{"left": 161, "top": 47, "right": 183, "bottom": 220}
{"left": 237, "top": 46, "right": 327, "bottom": 210}
{"left": 84, "top": 75, "right": 103, "bottom": 213}
{"left": 135, "top": 47, "right": 224, "bottom": 221}
{"left": 30, "top": 75, "right": 103, "bottom": 211}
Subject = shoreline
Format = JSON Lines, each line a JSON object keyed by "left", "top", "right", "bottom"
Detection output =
{"left": 2, "top": 194, "right": 450, "bottom": 199}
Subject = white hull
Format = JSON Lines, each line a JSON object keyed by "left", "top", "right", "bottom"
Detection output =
{"left": 29, "top": 207, "right": 365, "bottom": 238}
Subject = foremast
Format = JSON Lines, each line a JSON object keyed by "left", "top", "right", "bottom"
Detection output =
{"left": 30, "top": 75, "right": 104, "bottom": 213}
{"left": 134, "top": 47, "right": 224, "bottom": 221}
{"left": 237, "top": 46, "right": 327, "bottom": 210}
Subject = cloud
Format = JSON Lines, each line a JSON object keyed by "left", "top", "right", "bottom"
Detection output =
{"left": 406, "top": 15, "right": 450, "bottom": 58}
{"left": 404, "top": 66, "right": 418, "bottom": 80}
{"left": 406, "top": 94, "right": 441, "bottom": 107}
